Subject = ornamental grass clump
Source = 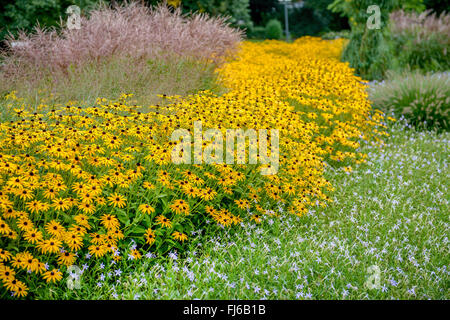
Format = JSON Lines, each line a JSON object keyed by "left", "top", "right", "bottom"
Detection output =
{"left": 389, "top": 9, "right": 450, "bottom": 72}
{"left": 0, "top": 2, "right": 242, "bottom": 105}
{"left": 1, "top": 2, "right": 242, "bottom": 74}
{"left": 369, "top": 71, "right": 449, "bottom": 131}
{"left": 0, "top": 37, "right": 387, "bottom": 298}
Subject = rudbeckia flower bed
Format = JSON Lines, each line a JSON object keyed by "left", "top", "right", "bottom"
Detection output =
{"left": 0, "top": 37, "right": 388, "bottom": 298}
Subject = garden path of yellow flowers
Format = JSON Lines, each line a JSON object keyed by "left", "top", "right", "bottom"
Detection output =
{"left": 0, "top": 37, "right": 388, "bottom": 297}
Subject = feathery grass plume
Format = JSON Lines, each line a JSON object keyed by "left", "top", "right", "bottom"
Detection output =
{"left": 2, "top": 2, "right": 242, "bottom": 73}
{"left": 0, "top": 2, "right": 242, "bottom": 105}
{"left": 390, "top": 9, "right": 450, "bottom": 39}
{"left": 389, "top": 9, "right": 450, "bottom": 72}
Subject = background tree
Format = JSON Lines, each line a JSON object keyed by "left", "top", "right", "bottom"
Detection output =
{"left": 424, "top": 0, "right": 450, "bottom": 14}
{"left": 249, "top": 0, "right": 278, "bottom": 26}
{"left": 328, "top": 0, "right": 426, "bottom": 80}
{"left": 289, "top": 0, "right": 349, "bottom": 37}
{"left": 0, "top": 0, "right": 98, "bottom": 42}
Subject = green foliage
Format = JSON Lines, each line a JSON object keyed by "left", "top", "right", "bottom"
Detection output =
{"left": 389, "top": 10, "right": 450, "bottom": 73}
{"left": 249, "top": 0, "right": 279, "bottom": 26}
{"left": 342, "top": 28, "right": 392, "bottom": 80}
{"left": 264, "top": 19, "right": 282, "bottom": 40}
{"left": 229, "top": 0, "right": 253, "bottom": 30}
{"left": 328, "top": 0, "right": 425, "bottom": 24}
{"left": 302, "top": 0, "right": 349, "bottom": 32}
{"left": 392, "top": 33, "right": 450, "bottom": 72}
{"left": 0, "top": 0, "right": 98, "bottom": 42}
{"left": 328, "top": 0, "right": 427, "bottom": 80}
{"left": 175, "top": 0, "right": 253, "bottom": 30}
{"left": 369, "top": 71, "right": 450, "bottom": 131}
{"left": 288, "top": 6, "right": 327, "bottom": 37}
{"left": 246, "top": 26, "right": 266, "bottom": 39}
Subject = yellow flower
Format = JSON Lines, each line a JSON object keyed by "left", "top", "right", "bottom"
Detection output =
{"left": 143, "top": 181, "right": 155, "bottom": 190}
{"left": 100, "top": 214, "right": 120, "bottom": 230}
{"left": 172, "top": 231, "right": 188, "bottom": 242}
{"left": 129, "top": 249, "right": 141, "bottom": 260}
{"left": 88, "top": 244, "right": 107, "bottom": 258}
{"left": 37, "top": 238, "right": 62, "bottom": 254}
{"left": 52, "top": 198, "right": 70, "bottom": 211}
{"left": 24, "top": 229, "right": 43, "bottom": 244}
{"left": 45, "top": 220, "right": 65, "bottom": 238}
{"left": 250, "top": 214, "right": 262, "bottom": 224}
{"left": 145, "top": 228, "right": 156, "bottom": 245}
{"left": 138, "top": 203, "right": 155, "bottom": 215}
{"left": 155, "top": 215, "right": 172, "bottom": 228}
{"left": 170, "top": 199, "right": 190, "bottom": 215}
{"left": 0, "top": 248, "right": 12, "bottom": 262}
{"left": 108, "top": 193, "right": 127, "bottom": 208}
{"left": 43, "top": 269, "right": 63, "bottom": 283}
{"left": 234, "top": 199, "right": 250, "bottom": 210}
{"left": 57, "top": 251, "right": 76, "bottom": 266}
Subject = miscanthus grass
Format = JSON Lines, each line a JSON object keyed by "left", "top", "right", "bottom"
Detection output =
{"left": 34, "top": 120, "right": 449, "bottom": 300}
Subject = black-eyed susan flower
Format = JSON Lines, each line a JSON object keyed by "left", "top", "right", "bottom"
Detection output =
{"left": 145, "top": 228, "right": 156, "bottom": 245}
{"left": 26, "top": 200, "right": 45, "bottom": 214}
{"left": 250, "top": 214, "right": 262, "bottom": 224}
{"left": 14, "top": 281, "right": 29, "bottom": 297}
{"left": 52, "top": 198, "right": 70, "bottom": 211}
{"left": 234, "top": 199, "right": 250, "bottom": 210}
{"left": 129, "top": 249, "right": 141, "bottom": 260}
{"left": 88, "top": 244, "right": 107, "bottom": 258}
{"left": 17, "top": 217, "right": 34, "bottom": 232}
{"left": 170, "top": 199, "right": 190, "bottom": 215}
{"left": 37, "top": 238, "right": 62, "bottom": 254}
{"left": 43, "top": 269, "right": 63, "bottom": 283}
{"left": 155, "top": 215, "right": 172, "bottom": 228}
{"left": 78, "top": 202, "right": 96, "bottom": 214}
{"left": 74, "top": 214, "right": 90, "bottom": 229}
{"left": 24, "top": 229, "right": 43, "bottom": 244}
{"left": 143, "top": 181, "right": 155, "bottom": 190}
{"left": 172, "top": 231, "right": 188, "bottom": 242}
{"left": 138, "top": 203, "right": 155, "bottom": 215}
{"left": 45, "top": 220, "right": 65, "bottom": 238}
{"left": 43, "top": 187, "right": 58, "bottom": 200}
{"left": 64, "top": 231, "right": 84, "bottom": 251}
{"left": 0, "top": 265, "right": 15, "bottom": 282}
{"left": 107, "top": 193, "right": 126, "bottom": 208}
{"left": 0, "top": 248, "right": 12, "bottom": 262}
{"left": 100, "top": 214, "right": 120, "bottom": 230}
{"left": 57, "top": 251, "right": 76, "bottom": 266}
{"left": 0, "top": 220, "right": 11, "bottom": 235}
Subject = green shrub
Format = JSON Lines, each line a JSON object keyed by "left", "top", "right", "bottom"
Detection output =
{"left": 265, "top": 19, "right": 283, "bottom": 40}
{"left": 369, "top": 71, "right": 450, "bottom": 131}
{"left": 342, "top": 28, "right": 393, "bottom": 81}
{"left": 246, "top": 26, "right": 266, "bottom": 39}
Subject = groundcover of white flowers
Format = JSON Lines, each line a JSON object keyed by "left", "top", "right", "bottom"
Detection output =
{"left": 38, "top": 120, "right": 449, "bottom": 300}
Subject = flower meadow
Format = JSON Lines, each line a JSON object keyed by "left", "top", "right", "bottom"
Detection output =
{"left": 0, "top": 37, "right": 389, "bottom": 298}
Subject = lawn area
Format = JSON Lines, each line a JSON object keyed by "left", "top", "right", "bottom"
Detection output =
{"left": 34, "top": 121, "right": 449, "bottom": 300}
